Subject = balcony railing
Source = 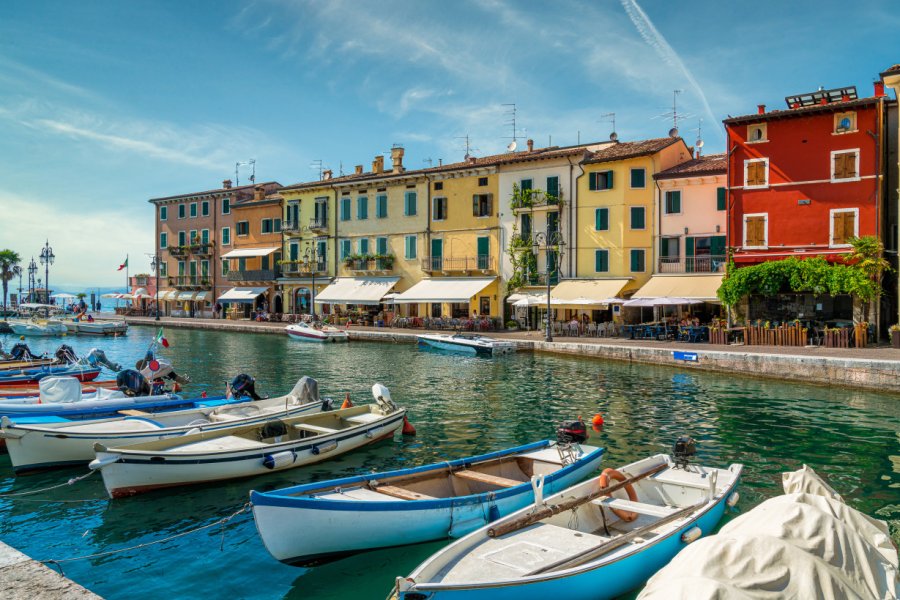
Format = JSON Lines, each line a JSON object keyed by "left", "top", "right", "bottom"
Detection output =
{"left": 131, "top": 276, "right": 150, "bottom": 286}
{"left": 421, "top": 256, "right": 496, "bottom": 272}
{"left": 168, "top": 246, "right": 189, "bottom": 257}
{"left": 169, "top": 276, "right": 212, "bottom": 289}
{"left": 511, "top": 189, "right": 562, "bottom": 211}
{"left": 345, "top": 258, "right": 394, "bottom": 272}
{"left": 281, "top": 261, "right": 327, "bottom": 276}
{"left": 308, "top": 217, "right": 328, "bottom": 230}
{"left": 282, "top": 219, "right": 303, "bottom": 233}
{"left": 192, "top": 243, "right": 213, "bottom": 256}
{"left": 658, "top": 255, "right": 727, "bottom": 274}
{"left": 227, "top": 269, "right": 278, "bottom": 282}
{"left": 527, "top": 272, "right": 560, "bottom": 286}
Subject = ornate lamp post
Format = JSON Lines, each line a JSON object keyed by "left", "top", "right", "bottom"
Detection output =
{"left": 303, "top": 244, "right": 320, "bottom": 318}
{"left": 532, "top": 230, "right": 565, "bottom": 343}
{"left": 39, "top": 240, "right": 54, "bottom": 304}
{"left": 149, "top": 253, "right": 161, "bottom": 321}
{"left": 27, "top": 258, "right": 37, "bottom": 302}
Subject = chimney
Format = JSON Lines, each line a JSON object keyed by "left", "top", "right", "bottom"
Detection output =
{"left": 695, "top": 149, "right": 701, "bottom": 159}
{"left": 527, "top": 139, "right": 534, "bottom": 152}
{"left": 372, "top": 155, "right": 384, "bottom": 174}
{"left": 322, "top": 169, "right": 332, "bottom": 180}
{"left": 354, "top": 165, "right": 364, "bottom": 175}
{"left": 757, "top": 104, "right": 765, "bottom": 114}
{"left": 467, "top": 156, "right": 477, "bottom": 164}
{"left": 254, "top": 185, "right": 265, "bottom": 201}
{"left": 874, "top": 81, "right": 886, "bottom": 97}
{"left": 391, "top": 146, "right": 405, "bottom": 173}
{"left": 222, "top": 179, "right": 232, "bottom": 189}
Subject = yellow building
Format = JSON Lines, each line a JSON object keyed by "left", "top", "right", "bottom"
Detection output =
{"left": 574, "top": 138, "right": 691, "bottom": 316}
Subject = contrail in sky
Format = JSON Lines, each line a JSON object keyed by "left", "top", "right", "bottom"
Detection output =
{"left": 621, "top": 0, "right": 721, "bottom": 140}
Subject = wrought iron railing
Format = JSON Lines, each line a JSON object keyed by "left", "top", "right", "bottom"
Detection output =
{"left": 169, "top": 276, "right": 212, "bottom": 289}
{"left": 227, "top": 269, "right": 278, "bottom": 281}
{"left": 345, "top": 259, "right": 394, "bottom": 272}
{"left": 281, "top": 261, "right": 327, "bottom": 275}
{"left": 658, "top": 255, "right": 727, "bottom": 273}
{"left": 421, "top": 256, "right": 496, "bottom": 272}
{"left": 309, "top": 217, "right": 328, "bottom": 230}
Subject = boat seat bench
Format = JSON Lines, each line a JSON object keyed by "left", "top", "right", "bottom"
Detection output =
{"left": 453, "top": 470, "right": 523, "bottom": 488}
{"left": 118, "top": 409, "right": 151, "bottom": 416}
{"left": 371, "top": 484, "right": 436, "bottom": 501}
{"left": 293, "top": 423, "right": 338, "bottom": 435}
{"left": 344, "top": 413, "right": 383, "bottom": 425}
{"left": 592, "top": 497, "right": 678, "bottom": 518}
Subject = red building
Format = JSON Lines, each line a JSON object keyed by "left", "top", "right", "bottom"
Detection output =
{"left": 724, "top": 83, "right": 890, "bottom": 322}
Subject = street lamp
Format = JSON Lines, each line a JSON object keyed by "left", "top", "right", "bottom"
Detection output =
{"left": 149, "top": 253, "right": 161, "bottom": 321}
{"left": 27, "top": 258, "right": 37, "bottom": 302}
{"left": 303, "top": 244, "right": 320, "bottom": 319}
{"left": 532, "top": 230, "right": 565, "bottom": 342}
{"left": 39, "top": 240, "right": 54, "bottom": 304}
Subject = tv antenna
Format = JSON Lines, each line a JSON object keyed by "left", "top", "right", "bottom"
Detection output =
{"left": 600, "top": 112, "right": 617, "bottom": 141}
{"left": 502, "top": 103, "right": 520, "bottom": 143}
{"left": 695, "top": 119, "right": 704, "bottom": 156}
{"left": 455, "top": 134, "right": 478, "bottom": 160}
{"left": 423, "top": 157, "right": 433, "bottom": 167}
{"left": 310, "top": 159, "right": 323, "bottom": 180}
{"left": 235, "top": 159, "right": 256, "bottom": 186}
{"left": 670, "top": 90, "right": 683, "bottom": 137}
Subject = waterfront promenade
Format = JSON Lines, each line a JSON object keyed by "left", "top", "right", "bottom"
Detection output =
{"left": 121, "top": 316, "right": 900, "bottom": 393}
{"left": 0, "top": 541, "right": 101, "bottom": 599}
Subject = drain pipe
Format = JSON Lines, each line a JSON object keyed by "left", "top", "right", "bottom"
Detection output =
{"left": 725, "top": 138, "right": 739, "bottom": 328}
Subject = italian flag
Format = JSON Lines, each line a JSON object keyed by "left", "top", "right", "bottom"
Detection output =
{"left": 155, "top": 328, "right": 170, "bottom": 348}
{"left": 117, "top": 257, "right": 128, "bottom": 271}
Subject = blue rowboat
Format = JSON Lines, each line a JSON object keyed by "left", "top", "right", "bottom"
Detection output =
{"left": 250, "top": 440, "right": 604, "bottom": 566}
{"left": 393, "top": 454, "right": 742, "bottom": 600}
{"left": 0, "top": 365, "right": 101, "bottom": 384}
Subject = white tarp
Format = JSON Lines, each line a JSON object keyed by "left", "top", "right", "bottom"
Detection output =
{"left": 314, "top": 277, "right": 400, "bottom": 305}
{"left": 218, "top": 287, "right": 268, "bottom": 303}
{"left": 221, "top": 247, "right": 280, "bottom": 259}
{"left": 638, "top": 465, "right": 899, "bottom": 600}
{"left": 393, "top": 277, "right": 495, "bottom": 304}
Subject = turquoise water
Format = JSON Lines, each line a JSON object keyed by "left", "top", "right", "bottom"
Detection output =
{"left": 0, "top": 327, "right": 898, "bottom": 599}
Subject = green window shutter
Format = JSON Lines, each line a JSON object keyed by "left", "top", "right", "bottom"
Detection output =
{"left": 546, "top": 176, "right": 559, "bottom": 198}
{"left": 290, "top": 244, "right": 298, "bottom": 261}
{"left": 317, "top": 240, "right": 327, "bottom": 259}
{"left": 631, "top": 168, "right": 645, "bottom": 188}
{"left": 520, "top": 179, "right": 532, "bottom": 192}
{"left": 377, "top": 195, "right": 388, "bottom": 218}
{"left": 631, "top": 207, "right": 645, "bottom": 229}
{"left": 359, "top": 239, "right": 369, "bottom": 255}
{"left": 595, "top": 250, "right": 608, "bottom": 272}
{"left": 717, "top": 187, "right": 726, "bottom": 211}
{"left": 630, "top": 249, "right": 644, "bottom": 272}
{"left": 606, "top": 170, "right": 614, "bottom": 189}
{"left": 341, "top": 198, "right": 351, "bottom": 221}
{"left": 710, "top": 235, "right": 726, "bottom": 258}
{"left": 405, "top": 192, "right": 417, "bottom": 216}
{"left": 472, "top": 195, "right": 478, "bottom": 216}
{"left": 431, "top": 238, "right": 443, "bottom": 258}
{"left": 685, "top": 237, "right": 695, "bottom": 257}
{"left": 376, "top": 237, "right": 388, "bottom": 255}
{"left": 588, "top": 173, "right": 597, "bottom": 191}
{"left": 477, "top": 236, "right": 489, "bottom": 257}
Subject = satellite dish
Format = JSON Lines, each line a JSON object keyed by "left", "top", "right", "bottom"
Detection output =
{"left": 695, "top": 139, "right": 704, "bottom": 148}
{"left": 668, "top": 127, "right": 679, "bottom": 138}
{"left": 507, "top": 141, "right": 518, "bottom": 152}
{"left": 609, "top": 132, "right": 618, "bottom": 141}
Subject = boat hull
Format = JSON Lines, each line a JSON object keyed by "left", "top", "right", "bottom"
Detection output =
{"left": 0, "top": 391, "right": 202, "bottom": 419}
{"left": 286, "top": 324, "right": 349, "bottom": 343}
{"left": 0, "top": 367, "right": 101, "bottom": 385}
{"left": 251, "top": 443, "right": 605, "bottom": 565}
{"left": 8, "top": 322, "right": 69, "bottom": 336}
{"left": 416, "top": 335, "right": 514, "bottom": 356}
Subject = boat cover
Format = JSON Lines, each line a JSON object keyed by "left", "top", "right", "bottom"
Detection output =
{"left": 39, "top": 376, "right": 121, "bottom": 404}
{"left": 637, "top": 465, "right": 899, "bottom": 600}
{"left": 289, "top": 376, "right": 319, "bottom": 404}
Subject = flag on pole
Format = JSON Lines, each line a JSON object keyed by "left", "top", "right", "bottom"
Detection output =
{"left": 117, "top": 257, "right": 128, "bottom": 271}
{"left": 155, "top": 328, "right": 170, "bottom": 348}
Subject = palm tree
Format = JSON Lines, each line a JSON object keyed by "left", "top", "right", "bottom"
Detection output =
{"left": 0, "top": 249, "right": 22, "bottom": 320}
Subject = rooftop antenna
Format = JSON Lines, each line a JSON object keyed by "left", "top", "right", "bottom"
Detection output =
{"left": 670, "top": 90, "right": 683, "bottom": 137}
{"left": 310, "top": 159, "right": 323, "bottom": 180}
{"left": 600, "top": 112, "right": 618, "bottom": 141}
{"left": 339, "top": 161, "right": 344, "bottom": 177}
{"left": 502, "top": 102, "right": 518, "bottom": 143}
{"left": 456, "top": 134, "right": 478, "bottom": 160}
{"left": 235, "top": 159, "right": 256, "bottom": 186}
{"left": 695, "top": 119, "right": 704, "bottom": 156}
{"left": 423, "top": 157, "right": 433, "bottom": 167}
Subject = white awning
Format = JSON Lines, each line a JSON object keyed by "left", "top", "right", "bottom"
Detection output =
{"left": 551, "top": 279, "right": 630, "bottom": 302}
{"left": 132, "top": 287, "right": 148, "bottom": 297}
{"left": 51, "top": 293, "right": 77, "bottom": 299}
{"left": 155, "top": 290, "right": 177, "bottom": 301}
{"left": 507, "top": 292, "right": 546, "bottom": 304}
{"left": 393, "top": 277, "right": 496, "bottom": 304}
{"left": 218, "top": 287, "right": 269, "bottom": 303}
{"left": 195, "top": 291, "right": 211, "bottom": 302}
{"left": 314, "top": 277, "right": 399, "bottom": 305}
{"left": 221, "top": 247, "right": 280, "bottom": 259}
{"left": 176, "top": 291, "right": 197, "bottom": 301}
{"left": 632, "top": 274, "right": 724, "bottom": 302}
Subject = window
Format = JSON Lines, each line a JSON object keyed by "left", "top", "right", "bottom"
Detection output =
{"left": 473, "top": 194, "right": 493, "bottom": 217}
{"left": 221, "top": 259, "right": 228, "bottom": 277}
{"left": 273, "top": 218, "right": 281, "bottom": 233}
{"left": 178, "top": 231, "right": 186, "bottom": 246}
{"left": 201, "top": 229, "right": 209, "bottom": 244}
{"left": 189, "top": 229, "right": 197, "bottom": 244}
{"left": 200, "top": 260, "right": 209, "bottom": 277}
{"left": 660, "top": 237, "right": 680, "bottom": 259}
{"left": 316, "top": 239, "right": 327, "bottom": 260}
{"left": 630, "top": 206, "right": 646, "bottom": 229}
{"left": 358, "top": 238, "right": 369, "bottom": 255}
{"left": 630, "top": 249, "right": 645, "bottom": 273}
{"left": 520, "top": 179, "right": 533, "bottom": 193}
{"left": 289, "top": 243, "right": 298, "bottom": 261}
{"left": 546, "top": 176, "right": 559, "bottom": 199}
{"left": 201, "top": 201, "right": 209, "bottom": 217}
{"left": 178, "top": 204, "right": 185, "bottom": 219}
{"left": 376, "top": 194, "right": 388, "bottom": 218}
{"left": 261, "top": 219, "right": 273, "bottom": 234}
{"left": 664, "top": 190, "right": 682, "bottom": 214}
{"left": 478, "top": 177, "right": 488, "bottom": 187}
{"left": 830, "top": 209, "right": 858, "bottom": 247}
{"left": 189, "top": 202, "right": 197, "bottom": 218}
{"left": 340, "top": 239, "right": 351, "bottom": 259}
{"left": 630, "top": 168, "right": 646, "bottom": 188}
{"left": 743, "top": 214, "right": 768, "bottom": 248}
{"left": 159, "top": 206, "right": 167, "bottom": 221}
{"left": 433, "top": 197, "right": 448, "bottom": 221}
{"left": 376, "top": 237, "right": 388, "bottom": 255}
{"left": 831, "top": 150, "right": 859, "bottom": 182}
{"left": 520, "top": 214, "right": 532, "bottom": 240}
{"left": 434, "top": 182, "right": 443, "bottom": 191}
{"left": 177, "top": 260, "right": 185, "bottom": 275}
{"left": 744, "top": 159, "right": 768, "bottom": 188}
{"left": 404, "top": 192, "right": 417, "bottom": 216}
{"left": 340, "top": 197, "right": 351, "bottom": 221}
{"left": 747, "top": 123, "right": 767, "bottom": 143}
{"left": 236, "top": 221, "right": 249, "bottom": 236}
{"left": 158, "top": 262, "right": 167, "bottom": 277}
{"left": 834, "top": 111, "right": 857, "bottom": 134}
{"left": 717, "top": 187, "right": 726, "bottom": 211}
{"left": 160, "top": 232, "right": 168, "bottom": 249}
{"left": 595, "top": 249, "right": 609, "bottom": 273}
{"left": 595, "top": 208, "right": 609, "bottom": 231}
{"left": 589, "top": 170, "right": 614, "bottom": 191}
{"left": 222, "top": 198, "right": 231, "bottom": 214}
{"left": 221, "top": 227, "right": 230, "bottom": 245}
{"left": 404, "top": 235, "right": 417, "bottom": 259}
{"left": 357, "top": 196, "right": 368, "bottom": 220}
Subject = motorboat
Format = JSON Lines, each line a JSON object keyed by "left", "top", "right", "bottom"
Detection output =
{"left": 251, "top": 440, "right": 604, "bottom": 566}
{"left": 9, "top": 319, "right": 68, "bottom": 337}
{"left": 417, "top": 333, "right": 516, "bottom": 356}
{"left": 392, "top": 446, "right": 742, "bottom": 600}
{"left": 90, "top": 384, "right": 407, "bottom": 498}
{"left": 63, "top": 319, "right": 128, "bottom": 336}
{"left": 0, "top": 365, "right": 101, "bottom": 385}
{"left": 0, "top": 380, "right": 118, "bottom": 399}
{"left": 285, "top": 322, "right": 349, "bottom": 343}
{"left": 1, "top": 376, "right": 330, "bottom": 474}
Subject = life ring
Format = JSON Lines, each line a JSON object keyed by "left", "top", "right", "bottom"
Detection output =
{"left": 598, "top": 468, "right": 639, "bottom": 522}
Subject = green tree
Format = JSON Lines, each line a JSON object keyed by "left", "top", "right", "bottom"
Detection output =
{"left": 0, "top": 249, "right": 22, "bottom": 319}
{"left": 843, "top": 235, "right": 892, "bottom": 324}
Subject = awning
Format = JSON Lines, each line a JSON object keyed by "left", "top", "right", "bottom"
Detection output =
{"left": 176, "top": 291, "right": 198, "bottom": 301}
{"left": 221, "top": 247, "right": 280, "bottom": 259}
{"left": 218, "top": 287, "right": 269, "bottom": 303}
{"left": 507, "top": 292, "right": 546, "bottom": 304}
{"left": 393, "top": 277, "right": 496, "bottom": 304}
{"left": 632, "top": 274, "right": 724, "bottom": 302}
{"left": 549, "top": 279, "right": 630, "bottom": 307}
{"left": 155, "top": 290, "right": 177, "bottom": 301}
{"left": 133, "top": 287, "right": 148, "bottom": 297}
{"left": 194, "top": 291, "right": 210, "bottom": 302}
{"left": 314, "top": 277, "right": 399, "bottom": 305}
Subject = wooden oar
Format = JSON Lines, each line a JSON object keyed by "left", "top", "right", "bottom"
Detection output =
{"left": 526, "top": 500, "right": 706, "bottom": 575}
{"left": 487, "top": 462, "right": 668, "bottom": 538}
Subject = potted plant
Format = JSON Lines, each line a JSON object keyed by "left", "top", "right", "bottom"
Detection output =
{"left": 890, "top": 324, "right": 900, "bottom": 348}
{"left": 505, "top": 320, "right": 519, "bottom": 330}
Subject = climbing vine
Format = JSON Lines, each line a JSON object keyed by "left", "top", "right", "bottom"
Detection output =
{"left": 506, "top": 223, "right": 537, "bottom": 292}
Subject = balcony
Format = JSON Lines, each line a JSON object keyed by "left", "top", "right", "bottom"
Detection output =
{"left": 658, "top": 255, "right": 727, "bottom": 274}
{"left": 308, "top": 217, "right": 328, "bottom": 231}
{"left": 345, "top": 257, "right": 395, "bottom": 273}
{"left": 192, "top": 243, "right": 213, "bottom": 257}
{"left": 130, "top": 275, "right": 150, "bottom": 287}
{"left": 527, "top": 272, "right": 560, "bottom": 286}
{"left": 281, "top": 261, "right": 327, "bottom": 276}
{"left": 511, "top": 189, "right": 562, "bottom": 212}
{"left": 282, "top": 219, "right": 303, "bottom": 233}
{"left": 227, "top": 269, "right": 278, "bottom": 282}
{"left": 169, "top": 276, "right": 212, "bottom": 290}
{"left": 421, "top": 256, "right": 496, "bottom": 273}
{"left": 168, "top": 246, "right": 189, "bottom": 257}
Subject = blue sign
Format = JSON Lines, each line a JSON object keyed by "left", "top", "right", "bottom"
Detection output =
{"left": 673, "top": 351, "right": 699, "bottom": 362}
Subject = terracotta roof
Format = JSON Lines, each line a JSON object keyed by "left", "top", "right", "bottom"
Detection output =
{"left": 723, "top": 97, "right": 882, "bottom": 125}
{"left": 654, "top": 153, "right": 727, "bottom": 180}
{"left": 582, "top": 137, "right": 683, "bottom": 165}
{"left": 882, "top": 64, "right": 900, "bottom": 75}
{"left": 149, "top": 181, "right": 281, "bottom": 203}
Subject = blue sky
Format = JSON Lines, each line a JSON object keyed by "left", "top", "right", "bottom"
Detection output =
{"left": 1, "top": 0, "right": 898, "bottom": 287}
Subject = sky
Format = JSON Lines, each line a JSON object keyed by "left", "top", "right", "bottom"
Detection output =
{"left": 1, "top": 0, "right": 898, "bottom": 288}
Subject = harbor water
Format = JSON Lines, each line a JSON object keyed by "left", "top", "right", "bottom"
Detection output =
{"left": 0, "top": 327, "right": 898, "bottom": 599}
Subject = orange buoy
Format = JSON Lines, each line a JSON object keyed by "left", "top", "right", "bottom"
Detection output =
{"left": 597, "top": 468, "right": 639, "bottom": 522}
{"left": 592, "top": 413, "right": 604, "bottom": 427}
{"left": 402, "top": 415, "right": 417, "bottom": 436}
{"left": 341, "top": 393, "right": 353, "bottom": 409}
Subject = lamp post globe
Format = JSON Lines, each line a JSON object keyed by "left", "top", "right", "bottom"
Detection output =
{"left": 39, "top": 240, "right": 54, "bottom": 304}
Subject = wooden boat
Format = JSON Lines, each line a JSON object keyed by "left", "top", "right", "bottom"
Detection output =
{"left": 251, "top": 441, "right": 605, "bottom": 566}
{"left": 1, "top": 376, "right": 329, "bottom": 473}
{"left": 0, "top": 380, "right": 118, "bottom": 399}
{"left": 285, "top": 322, "right": 349, "bottom": 343}
{"left": 90, "top": 384, "right": 406, "bottom": 498}
{"left": 417, "top": 334, "right": 515, "bottom": 356}
{"left": 392, "top": 453, "right": 743, "bottom": 600}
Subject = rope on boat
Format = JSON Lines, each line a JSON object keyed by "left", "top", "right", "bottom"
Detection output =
{"left": 0, "top": 470, "right": 98, "bottom": 499}
{"left": 41, "top": 502, "right": 252, "bottom": 575}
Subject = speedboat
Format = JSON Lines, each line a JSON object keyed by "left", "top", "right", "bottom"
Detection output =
{"left": 286, "top": 322, "right": 349, "bottom": 343}
{"left": 417, "top": 333, "right": 516, "bottom": 356}
{"left": 64, "top": 320, "right": 128, "bottom": 336}
{"left": 251, "top": 440, "right": 604, "bottom": 566}
{"left": 392, "top": 444, "right": 742, "bottom": 600}
{"left": 9, "top": 319, "right": 68, "bottom": 337}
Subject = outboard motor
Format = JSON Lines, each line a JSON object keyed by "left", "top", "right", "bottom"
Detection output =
{"left": 320, "top": 397, "right": 335, "bottom": 412}
{"left": 86, "top": 348, "right": 122, "bottom": 372}
{"left": 672, "top": 436, "right": 696, "bottom": 469}
{"left": 55, "top": 344, "right": 79, "bottom": 364}
{"left": 10, "top": 342, "right": 39, "bottom": 361}
{"left": 116, "top": 369, "right": 151, "bottom": 397}
{"left": 556, "top": 419, "right": 588, "bottom": 445}
{"left": 231, "top": 374, "right": 262, "bottom": 400}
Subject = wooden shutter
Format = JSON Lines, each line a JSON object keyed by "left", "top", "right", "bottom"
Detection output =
{"left": 472, "top": 195, "right": 479, "bottom": 216}
{"left": 834, "top": 153, "right": 856, "bottom": 179}
{"left": 746, "top": 162, "right": 764, "bottom": 186}
{"left": 844, "top": 211, "right": 856, "bottom": 242}
{"left": 486, "top": 194, "right": 493, "bottom": 216}
{"left": 833, "top": 211, "right": 855, "bottom": 244}
{"left": 746, "top": 216, "right": 765, "bottom": 246}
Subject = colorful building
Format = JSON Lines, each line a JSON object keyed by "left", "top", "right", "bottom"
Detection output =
{"left": 880, "top": 66, "right": 900, "bottom": 323}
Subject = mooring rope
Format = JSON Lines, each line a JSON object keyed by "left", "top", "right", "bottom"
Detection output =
{"left": 0, "top": 470, "right": 97, "bottom": 498}
{"left": 41, "top": 502, "right": 252, "bottom": 575}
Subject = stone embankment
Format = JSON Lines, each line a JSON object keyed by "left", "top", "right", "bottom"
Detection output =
{"left": 0, "top": 541, "right": 102, "bottom": 599}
